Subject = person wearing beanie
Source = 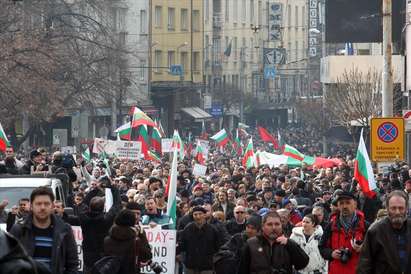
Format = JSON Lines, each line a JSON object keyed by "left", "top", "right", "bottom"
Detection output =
{"left": 103, "top": 210, "right": 138, "bottom": 274}
{"left": 214, "top": 214, "right": 262, "bottom": 274}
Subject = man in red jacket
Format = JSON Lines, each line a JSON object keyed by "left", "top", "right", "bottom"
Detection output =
{"left": 319, "top": 191, "right": 367, "bottom": 274}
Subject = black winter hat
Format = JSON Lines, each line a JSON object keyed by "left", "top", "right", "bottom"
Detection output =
{"left": 115, "top": 209, "right": 136, "bottom": 227}
{"left": 246, "top": 214, "right": 262, "bottom": 230}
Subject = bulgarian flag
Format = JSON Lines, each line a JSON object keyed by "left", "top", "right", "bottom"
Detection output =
{"left": 151, "top": 127, "right": 162, "bottom": 156}
{"left": 210, "top": 129, "right": 229, "bottom": 147}
{"left": 258, "top": 126, "right": 279, "bottom": 150}
{"left": 242, "top": 138, "right": 255, "bottom": 168}
{"left": 185, "top": 132, "right": 193, "bottom": 158}
{"left": 0, "top": 122, "right": 10, "bottom": 152}
{"left": 283, "top": 144, "right": 304, "bottom": 161}
{"left": 154, "top": 119, "right": 166, "bottom": 138}
{"left": 354, "top": 129, "right": 377, "bottom": 198}
{"left": 233, "top": 129, "right": 243, "bottom": 156}
{"left": 148, "top": 150, "right": 161, "bottom": 163}
{"left": 173, "top": 130, "right": 184, "bottom": 160}
{"left": 195, "top": 139, "right": 205, "bottom": 165}
{"left": 131, "top": 106, "right": 156, "bottom": 128}
{"left": 82, "top": 147, "right": 91, "bottom": 163}
{"left": 115, "top": 122, "right": 131, "bottom": 140}
{"left": 137, "top": 125, "right": 150, "bottom": 159}
{"left": 165, "top": 130, "right": 180, "bottom": 229}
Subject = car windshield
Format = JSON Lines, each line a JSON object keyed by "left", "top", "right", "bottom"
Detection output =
{"left": 0, "top": 187, "right": 35, "bottom": 209}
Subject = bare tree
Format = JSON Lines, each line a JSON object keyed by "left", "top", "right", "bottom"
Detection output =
{"left": 326, "top": 68, "right": 382, "bottom": 133}
{"left": 295, "top": 97, "right": 332, "bottom": 136}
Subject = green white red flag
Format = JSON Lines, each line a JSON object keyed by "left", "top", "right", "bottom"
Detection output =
{"left": 114, "top": 122, "right": 131, "bottom": 140}
{"left": 283, "top": 144, "right": 304, "bottom": 161}
{"left": 210, "top": 129, "right": 229, "bottom": 147}
{"left": 354, "top": 129, "right": 377, "bottom": 198}
{"left": 233, "top": 129, "right": 243, "bottom": 156}
{"left": 82, "top": 147, "right": 91, "bottom": 163}
{"left": 165, "top": 130, "right": 179, "bottom": 228}
{"left": 242, "top": 138, "right": 255, "bottom": 168}
{"left": 131, "top": 106, "right": 156, "bottom": 128}
{"left": 151, "top": 127, "right": 162, "bottom": 156}
{"left": 195, "top": 139, "right": 205, "bottom": 165}
{"left": 0, "top": 122, "right": 10, "bottom": 152}
{"left": 137, "top": 125, "right": 150, "bottom": 160}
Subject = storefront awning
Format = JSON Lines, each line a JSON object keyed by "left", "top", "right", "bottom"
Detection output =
{"left": 181, "top": 107, "right": 212, "bottom": 121}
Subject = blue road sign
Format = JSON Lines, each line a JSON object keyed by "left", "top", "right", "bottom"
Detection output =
{"left": 264, "top": 66, "right": 276, "bottom": 79}
{"left": 170, "top": 64, "right": 183, "bottom": 76}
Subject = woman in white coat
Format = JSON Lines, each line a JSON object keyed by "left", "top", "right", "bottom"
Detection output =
{"left": 290, "top": 214, "right": 328, "bottom": 274}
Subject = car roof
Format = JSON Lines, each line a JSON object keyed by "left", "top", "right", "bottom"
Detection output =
{"left": 0, "top": 177, "right": 56, "bottom": 187}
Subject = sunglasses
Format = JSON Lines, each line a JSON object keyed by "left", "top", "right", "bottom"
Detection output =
{"left": 235, "top": 211, "right": 245, "bottom": 214}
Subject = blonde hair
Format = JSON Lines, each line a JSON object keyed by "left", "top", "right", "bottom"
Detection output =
{"left": 213, "top": 211, "right": 225, "bottom": 222}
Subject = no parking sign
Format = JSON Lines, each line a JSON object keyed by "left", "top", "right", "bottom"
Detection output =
{"left": 371, "top": 118, "right": 405, "bottom": 162}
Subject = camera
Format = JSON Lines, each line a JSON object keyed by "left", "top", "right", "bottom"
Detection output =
{"left": 339, "top": 248, "right": 352, "bottom": 264}
{"left": 148, "top": 260, "right": 163, "bottom": 274}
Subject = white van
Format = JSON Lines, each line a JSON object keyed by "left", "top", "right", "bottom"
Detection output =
{"left": 0, "top": 175, "right": 68, "bottom": 209}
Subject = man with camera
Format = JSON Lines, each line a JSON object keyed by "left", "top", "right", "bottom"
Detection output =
{"left": 238, "top": 211, "right": 309, "bottom": 274}
{"left": 357, "top": 190, "right": 411, "bottom": 274}
{"left": 319, "top": 191, "right": 367, "bottom": 274}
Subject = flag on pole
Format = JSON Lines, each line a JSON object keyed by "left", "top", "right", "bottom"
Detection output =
{"left": 131, "top": 106, "right": 156, "bottom": 128}
{"left": 151, "top": 127, "right": 162, "bottom": 156}
{"left": 195, "top": 139, "right": 205, "bottom": 165}
{"left": 277, "top": 130, "right": 284, "bottom": 149}
{"left": 155, "top": 119, "right": 166, "bottom": 138}
{"left": 210, "top": 129, "right": 230, "bottom": 147}
{"left": 200, "top": 121, "right": 208, "bottom": 139}
{"left": 0, "top": 122, "right": 10, "bottom": 152}
{"left": 137, "top": 125, "right": 150, "bottom": 160}
{"left": 242, "top": 138, "right": 255, "bottom": 168}
{"left": 282, "top": 144, "right": 305, "bottom": 161}
{"left": 114, "top": 122, "right": 131, "bottom": 141}
{"left": 148, "top": 150, "right": 161, "bottom": 163}
{"left": 173, "top": 130, "right": 184, "bottom": 160}
{"left": 233, "top": 129, "right": 243, "bottom": 156}
{"left": 354, "top": 129, "right": 377, "bottom": 198}
{"left": 185, "top": 132, "right": 193, "bottom": 158}
{"left": 82, "top": 147, "right": 91, "bottom": 163}
{"left": 165, "top": 130, "right": 179, "bottom": 228}
{"left": 258, "top": 126, "right": 279, "bottom": 150}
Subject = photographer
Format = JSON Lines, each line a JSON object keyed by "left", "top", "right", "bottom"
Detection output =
{"left": 319, "top": 191, "right": 367, "bottom": 274}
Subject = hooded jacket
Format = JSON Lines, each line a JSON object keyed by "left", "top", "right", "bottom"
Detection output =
{"left": 290, "top": 226, "right": 328, "bottom": 274}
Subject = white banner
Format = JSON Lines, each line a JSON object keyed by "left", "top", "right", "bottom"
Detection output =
{"left": 140, "top": 227, "right": 176, "bottom": 274}
{"left": 192, "top": 164, "right": 208, "bottom": 177}
{"left": 93, "top": 138, "right": 142, "bottom": 160}
{"left": 61, "top": 146, "right": 77, "bottom": 154}
{"left": 161, "top": 138, "right": 174, "bottom": 153}
{"left": 72, "top": 226, "right": 84, "bottom": 271}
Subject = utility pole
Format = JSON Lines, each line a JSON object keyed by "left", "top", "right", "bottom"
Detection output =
{"left": 405, "top": 0, "right": 411, "bottom": 164}
{"left": 239, "top": 46, "right": 245, "bottom": 123}
{"left": 382, "top": 0, "right": 393, "bottom": 117}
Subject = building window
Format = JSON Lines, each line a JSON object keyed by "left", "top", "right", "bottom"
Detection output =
{"left": 258, "top": 0, "right": 262, "bottom": 26}
{"left": 167, "top": 51, "right": 175, "bottom": 67}
{"left": 140, "top": 10, "right": 147, "bottom": 33}
{"left": 168, "top": 8, "right": 175, "bottom": 30}
{"left": 242, "top": 0, "right": 246, "bottom": 22}
{"left": 205, "top": 0, "right": 209, "bottom": 22}
{"left": 233, "top": 0, "right": 238, "bottom": 22}
{"left": 233, "top": 37, "right": 238, "bottom": 59}
{"left": 287, "top": 5, "right": 291, "bottom": 27}
{"left": 181, "top": 52, "right": 188, "bottom": 73}
{"left": 225, "top": 0, "right": 229, "bottom": 22}
{"left": 181, "top": 9, "right": 188, "bottom": 30}
{"left": 193, "top": 10, "right": 200, "bottom": 31}
{"left": 250, "top": 38, "right": 254, "bottom": 61}
{"left": 154, "top": 50, "right": 162, "bottom": 73}
{"left": 140, "top": 59, "right": 146, "bottom": 81}
{"left": 193, "top": 52, "right": 200, "bottom": 72}
{"left": 250, "top": 0, "right": 255, "bottom": 23}
{"left": 154, "top": 6, "right": 162, "bottom": 28}
{"left": 302, "top": 6, "right": 305, "bottom": 29}
{"left": 295, "top": 6, "right": 298, "bottom": 28}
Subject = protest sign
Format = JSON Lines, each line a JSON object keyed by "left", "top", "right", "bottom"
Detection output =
{"left": 72, "top": 226, "right": 84, "bottom": 271}
{"left": 93, "top": 138, "right": 142, "bottom": 160}
{"left": 61, "top": 146, "right": 77, "bottom": 154}
{"left": 192, "top": 164, "right": 208, "bottom": 177}
{"left": 140, "top": 227, "right": 176, "bottom": 274}
{"left": 161, "top": 138, "right": 173, "bottom": 153}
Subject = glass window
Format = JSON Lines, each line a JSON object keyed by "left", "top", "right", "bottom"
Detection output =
{"left": 154, "top": 6, "right": 162, "bottom": 28}
{"left": 168, "top": 8, "right": 175, "bottom": 30}
{"left": 193, "top": 10, "right": 200, "bottom": 31}
{"left": 181, "top": 9, "right": 188, "bottom": 30}
{"left": 140, "top": 10, "right": 147, "bottom": 33}
{"left": 154, "top": 50, "right": 162, "bottom": 72}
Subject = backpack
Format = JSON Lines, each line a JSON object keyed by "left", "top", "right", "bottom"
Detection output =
{"left": 213, "top": 249, "right": 238, "bottom": 274}
{"left": 91, "top": 256, "right": 122, "bottom": 274}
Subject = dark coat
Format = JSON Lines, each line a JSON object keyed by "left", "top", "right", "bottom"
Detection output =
{"left": 214, "top": 232, "right": 249, "bottom": 274}
{"left": 178, "top": 222, "right": 225, "bottom": 271}
{"left": 357, "top": 217, "right": 411, "bottom": 274}
{"left": 9, "top": 214, "right": 79, "bottom": 274}
{"left": 103, "top": 224, "right": 137, "bottom": 274}
{"left": 225, "top": 219, "right": 246, "bottom": 235}
{"left": 212, "top": 201, "right": 235, "bottom": 220}
{"left": 238, "top": 234, "right": 309, "bottom": 274}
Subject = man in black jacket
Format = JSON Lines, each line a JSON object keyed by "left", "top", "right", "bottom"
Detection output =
{"left": 239, "top": 211, "right": 309, "bottom": 274}
{"left": 177, "top": 206, "right": 225, "bottom": 274}
{"left": 10, "top": 187, "right": 79, "bottom": 274}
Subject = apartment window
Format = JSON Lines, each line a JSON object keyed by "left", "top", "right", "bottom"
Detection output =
{"left": 205, "top": 0, "right": 209, "bottom": 22}
{"left": 154, "top": 6, "right": 162, "bottom": 28}
{"left": 181, "top": 9, "right": 188, "bottom": 30}
{"left": 258, "top": 0, "right": 262, "bottom": 26}
{"left": 193, "top": 52, "right": 200, "bottom": 72}
{"left": 250, "top": 38, "right": 254, "bottom": 61}
{"left": 287, "top": 5, "right": 291, "bottom": 27}
{"left": 167, "top": 51, "right": 175, "bottom": 67}
{"left": 193, "top": 10, "right": 200, "bottom": 31}
{"left": 140, "top": 10, "right": 147, "bottom": 33}
{"left": 302, "top": 6, "right": 306, "bottom": 29}
{"left": 154, "top": 50, "right": 162, "bottom": 72}
{"left": 181, "top": 52, "right": 188, "bottom": 73}
{"left": 233, "top": 0, "right": 238, "bottom": 22}
{"left": 242, "top": 0, "right": 246, "bottom": 22}
{"left": 225, "top": 0, "right": 229, "bottom": 22}
{"left": 295, "top": 6, "right": 298, "bottom": 28}
{"left": 233, "top": 37, "right": 238, "bottom": 59}
{"left": 168, "top": 8, "right": 175, "bottom": 30}
{"left": 139, "top": 59, "right": 146, "bottom": 80}
{"left": 250, "top": 0, "right": 255, "bottom": 23}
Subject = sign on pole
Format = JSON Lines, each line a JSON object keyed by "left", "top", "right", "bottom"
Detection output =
{"left": 161, "top": 138, "right": 174, "bottom": 153}
{"left": 402, "top": 110, "right": 411, "bottom": 131}
{"left": 371, "top": 117, "right": 405, "bottom": 162}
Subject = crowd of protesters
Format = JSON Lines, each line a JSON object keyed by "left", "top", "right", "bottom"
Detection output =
{"left": 0, "top": 127, "right": 410, "bottom": 274}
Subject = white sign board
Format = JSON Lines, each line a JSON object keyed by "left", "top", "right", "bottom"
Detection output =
{"left": 61, "top": 146, "right": 77, "bottom": 154}
{"left": 377, "top": 162, "right": 394, "bottom": 175}
{"left": 403, "top": 110, "right": 411, "bottom": 131}
{"left": 140, "top": 227, "right": 177, "bottom": 274}
{"left": 93, "top": 138, "right": 142, "bottom": 160}
{"left": 192, "top": 164, "right": 208, "bottom": 177}
{"left": 72, "top": 226, "right": 84, "bottom": 271}
{"left": 161, "top": 138, "right": 174, "bottom": 153}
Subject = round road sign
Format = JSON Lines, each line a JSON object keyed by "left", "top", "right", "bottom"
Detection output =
{"left": 377, "top": 122, "right": 399, "bottom": 143}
